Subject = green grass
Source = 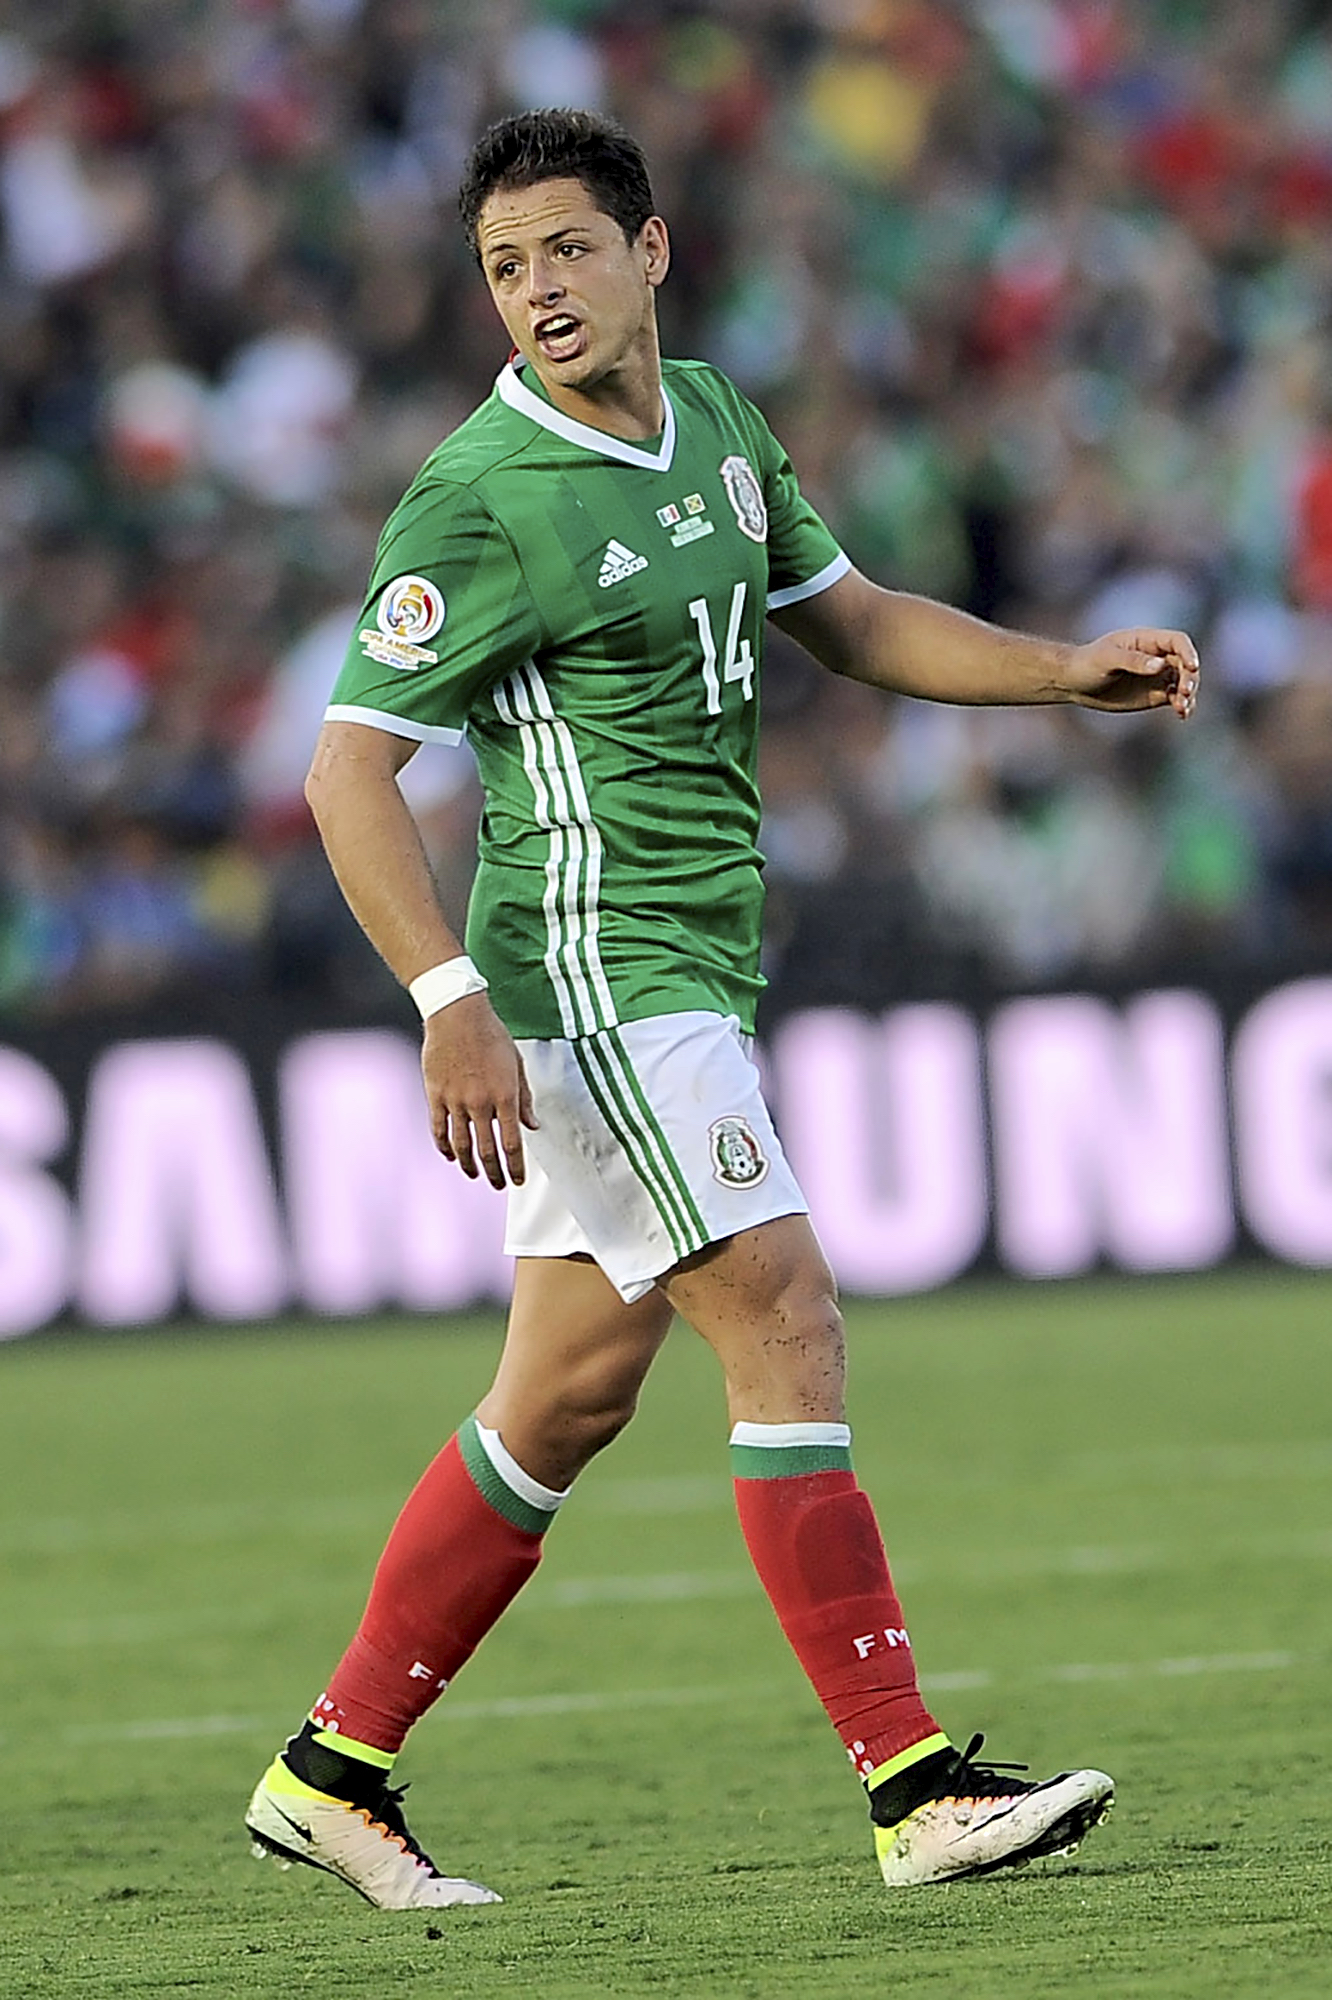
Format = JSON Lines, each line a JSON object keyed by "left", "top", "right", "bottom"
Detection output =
{"left": 2, "top": 1271, "right": 1331, "bottom": 1998}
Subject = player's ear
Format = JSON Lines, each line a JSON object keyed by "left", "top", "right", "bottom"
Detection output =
{"left": 641, "top": 216, "right": 670, "bottom": 288}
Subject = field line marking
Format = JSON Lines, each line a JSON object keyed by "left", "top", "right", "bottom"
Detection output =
{"left": 11, "top": 1573, "right": 762, "bottom": 1651}
{"left": 58, "top": 1686, "right": 785, "bottom": 1745}
{"left": 584, "top": 1474, "right": 730, "bottom": 1515}
{"left": 0, "top": 1493, "right": 409, "bottom": 1556}
{"left": 9, "top": 1515, "right": 1332, "bottom": 1585}
{"left": 53, "top": 1648, "right": 1306, "bottom": 1747}
{"left": 526, "top": 1570, "right": 755, "bottom": 1609}
{"left": 1153, "top": 1649, "right": 1297, "bottom": 1677}
{"left": 1066, "top": 1441, "right": 1332, "bottom": 1484}
{"left": 1044, "top": 1649, "right": 1297, "bottom": 1685}
{"left": 64, "top": 1715, "right": 270, "bottom": 1743}
{"left": 6, "top": 1438, "right": 1332, "bottom": 1555}
{"left": 439, "top": 1682, "right": 776, "bottom": 1722}
{"left": 16, "top": 1525, "right": 1332, "bottom": 1648}
{"left": 15, "top": 1440, "right": 1329, "bottom": 1552}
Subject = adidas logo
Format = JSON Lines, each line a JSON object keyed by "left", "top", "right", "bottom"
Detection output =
{"left": 597, "top": 539, "right": 649, "bottom": 588}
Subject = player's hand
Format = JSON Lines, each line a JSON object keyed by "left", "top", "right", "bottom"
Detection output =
{"left": 1065, "top": 627, "right": 1200, "bottom": 719}
{"left": 420, "top": 994, "right": 538, "bottom": 1189}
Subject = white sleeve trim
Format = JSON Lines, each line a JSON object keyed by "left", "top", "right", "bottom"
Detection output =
{"left": 323, "top": 703, "right": 465, "bottom": 745}
{"left": 766, "top": 550, "right": 852, "bottom": 612}
{"left": 729, "top": 1420, "right": 853, "bottom": 1449}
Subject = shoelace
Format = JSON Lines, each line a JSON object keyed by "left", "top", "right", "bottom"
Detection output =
{"left": 371, "top": 1782, "right": 443, "bottom": 1873}
{"left": 944, "top": 1733, "right": 1034, "bottom": 1799}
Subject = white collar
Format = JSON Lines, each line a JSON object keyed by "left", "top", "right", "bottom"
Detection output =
{"left": 496, "top": 359, "right": 676, "bottom": 472}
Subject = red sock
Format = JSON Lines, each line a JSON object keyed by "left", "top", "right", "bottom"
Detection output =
{"left": 731, "top": 1425, "right": 940, "bottom": 1780}
{"left": 313, "top": 1419, "right": 559, "bottom": 1754}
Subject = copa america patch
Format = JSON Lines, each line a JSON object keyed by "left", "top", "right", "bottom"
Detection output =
{"left": 359, "top": 573, "right": 446, "bottom": 671}
{"left": 720, "top": 454, "right": 767, "bottom": 543}
{"left": 379, "top": 574, "right": 445, "bottom": 643}
{"left": 708, "top": 1114, "right": 769, "bottom": 1188}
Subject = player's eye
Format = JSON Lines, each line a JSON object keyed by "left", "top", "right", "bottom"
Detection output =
{"left": 556, "top": 241, "right": 585, "bottom": 258}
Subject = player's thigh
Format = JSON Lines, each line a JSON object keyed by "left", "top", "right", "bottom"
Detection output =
{"left": 478, "top": 1254, "right": 675, "bottom": 1485}
{"left": 661, "top": 1212, "right": 845, "bottom": 1424}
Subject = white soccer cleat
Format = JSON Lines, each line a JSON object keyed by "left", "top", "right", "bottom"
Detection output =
{"left": 245, "top": 1759, "right": 501, "bottom": 1910}
{"left": 872, "top": 1733, "right": 1114, "bottom": 1887}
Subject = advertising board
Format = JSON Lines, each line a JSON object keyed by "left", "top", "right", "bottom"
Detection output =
{"left": 2, "top": 981, "right": 1330, "bottom": 1337}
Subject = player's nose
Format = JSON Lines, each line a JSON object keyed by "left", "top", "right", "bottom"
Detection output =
{"left": 528, "top": 264, "right": 564, "bottom": 307}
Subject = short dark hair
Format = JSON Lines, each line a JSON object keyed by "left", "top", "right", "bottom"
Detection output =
{"left": 458, "top": 109, "right": 655, "bottom": 262}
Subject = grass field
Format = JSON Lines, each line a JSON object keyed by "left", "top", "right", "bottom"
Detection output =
{"left": 2, "top": 1270, "right": 1330, "bottom": 1999}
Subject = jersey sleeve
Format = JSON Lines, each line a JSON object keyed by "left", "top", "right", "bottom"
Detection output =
{"left": 742, "top": 400, "right": 851, "bottom": 612}
{"left": 325, "top": 478, "right": 544, "bottom": 743}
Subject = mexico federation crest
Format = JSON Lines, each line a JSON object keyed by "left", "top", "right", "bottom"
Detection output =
{"left": 720, "top": 454, "right": 767, "bottom": 543}
{"left": 709, "top": 1114, "right": 769, "bottom": 1189}
{"left": 359, "top": 573, "right": 446, "bottom": 671}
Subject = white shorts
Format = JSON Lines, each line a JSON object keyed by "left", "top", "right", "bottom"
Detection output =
{"left": 504, "top": 1010, "right": 808, "bottom": 1303}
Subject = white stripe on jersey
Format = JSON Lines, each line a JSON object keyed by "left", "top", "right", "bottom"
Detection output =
{"left": 493, "top": 666, "right": 618, "bottom": 1035}
{"left": 509, "top": 676, "right": 600, "bottom": 1034}
{"left": 518, "top": 665, "right": 617, "bottom": 1030}
{"left": 493, "top": 676, "right": 578, "bottom": 1036}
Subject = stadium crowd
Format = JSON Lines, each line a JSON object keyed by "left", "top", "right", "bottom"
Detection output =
{"left": 2, "top": 0, "right": 1332, "bottom": 1021}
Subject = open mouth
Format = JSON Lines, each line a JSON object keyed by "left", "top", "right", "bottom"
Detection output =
{"left": 534, "top": 314, "right": 585, "bottom": 360}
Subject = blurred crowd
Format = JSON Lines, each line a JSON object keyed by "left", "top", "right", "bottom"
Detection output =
{"left": 3, "top": 0, "right": 1332, "bottom": 1022}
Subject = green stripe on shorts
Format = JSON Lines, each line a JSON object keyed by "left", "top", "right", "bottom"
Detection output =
{"left": 603, "top": 1026, "right": 709, "bottom": 1244}
{"left": 573, "top": 1037, "right": 703, "bottom": 1261}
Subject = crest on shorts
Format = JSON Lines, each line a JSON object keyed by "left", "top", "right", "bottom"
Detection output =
{"left": 709, "top": 1114, "right": 769, "bottom": 1188}
{"left": 360, "top": 573, "right": 446, "bottom": 671}
{"left": 720, "top": 455, "right": 767, "bottom": 543}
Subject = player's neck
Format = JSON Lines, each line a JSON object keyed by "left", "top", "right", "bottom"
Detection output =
{"left": 531, "top": 332, "right": 665, "bottom": 443}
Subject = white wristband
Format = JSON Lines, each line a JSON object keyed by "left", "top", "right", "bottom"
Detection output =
{"left": 408, "top": 956, "right": 489, "bottom": 1020}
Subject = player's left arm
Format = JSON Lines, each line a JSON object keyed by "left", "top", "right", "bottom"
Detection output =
{"left": 770, "top": 567, "right": 1200, "bottom": 719}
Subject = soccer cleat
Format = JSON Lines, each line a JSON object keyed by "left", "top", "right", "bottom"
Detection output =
{"left": 245, "top": 1758, "right": 501, "bottom": 1910}
{"left": 870, "top": 1733, "right": 1114, "bottom": 1887}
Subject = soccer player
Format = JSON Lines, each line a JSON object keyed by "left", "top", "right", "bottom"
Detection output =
{"left": 245, "top": 109, "right": 1200, "bottom": 1908}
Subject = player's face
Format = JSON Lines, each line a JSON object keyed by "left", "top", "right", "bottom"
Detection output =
{"left": 477, "top": 177, "right": 669, "bottom": 402}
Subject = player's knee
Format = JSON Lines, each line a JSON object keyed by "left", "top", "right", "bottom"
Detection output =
{"left": 558, "top": 1371, "right": 642, "bottom": 1460}
{"left": 485, "top": 1382, "right": 638, "bottom": 1491}
{"left": 753, "top": 1258, "right": 846, "bottom": 1406}
{"left": 768, "top": 1252, "right": 842, "bottom": 1348}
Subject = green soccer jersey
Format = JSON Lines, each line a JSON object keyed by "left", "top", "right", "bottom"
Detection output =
{"left": 327, "top": 356, "right": 848, "bottom": 1039}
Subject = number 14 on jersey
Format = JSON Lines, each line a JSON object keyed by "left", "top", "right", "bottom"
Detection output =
{"left": 690, "top": 582, "right": 755, "bottom": 714}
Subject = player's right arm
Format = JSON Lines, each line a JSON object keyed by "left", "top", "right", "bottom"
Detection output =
{"left": 305, "top": 724, "right": 535, "bottom": 1194}
{"left": 312, "top": 474, "right": 546, "bottom": 1188}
